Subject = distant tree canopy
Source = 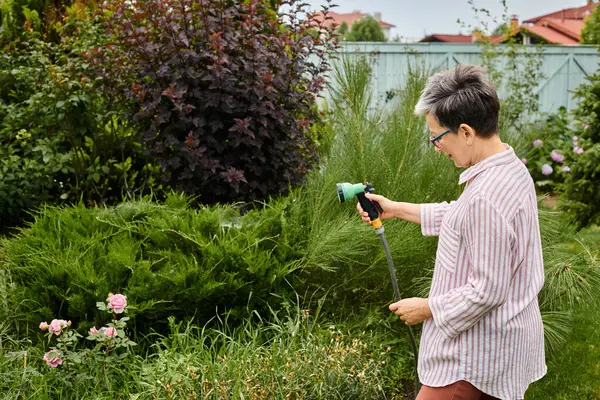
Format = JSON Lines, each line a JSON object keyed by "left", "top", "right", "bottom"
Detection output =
{"left": 346, "top": 16, "right": 386, "bottom": 42}
{"left": 337, "top": 20, "right": 349, "bottom": 36}
{"left": 581, "top": 4, "right": 600, "bottom": 44}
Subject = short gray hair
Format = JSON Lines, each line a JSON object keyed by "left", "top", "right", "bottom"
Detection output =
{"left": 414, "top": 64, "right": 500, "bottom": 138}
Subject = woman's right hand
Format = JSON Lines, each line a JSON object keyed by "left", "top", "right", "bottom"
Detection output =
{"left": 356, "top": 193, "right": 396, "bottom": 224}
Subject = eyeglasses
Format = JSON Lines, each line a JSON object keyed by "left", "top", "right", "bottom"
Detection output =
{"left": 429, "top": 129, "right": 451, "bottom": 148}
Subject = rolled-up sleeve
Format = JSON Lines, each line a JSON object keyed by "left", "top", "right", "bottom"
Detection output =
{"left": 421, "top": 202, "right": 455, "bottom": 237}
{"left": 428, "top": 196, "right": 513, "bottom": 339}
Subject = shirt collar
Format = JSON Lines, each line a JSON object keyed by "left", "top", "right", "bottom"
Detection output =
{"left": 458, "top": 144, "right": 515, "bottom": 185}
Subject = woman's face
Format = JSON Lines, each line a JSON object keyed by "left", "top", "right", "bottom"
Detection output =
{"left": 426, "top": 113, "right": 472, "bottom": 168}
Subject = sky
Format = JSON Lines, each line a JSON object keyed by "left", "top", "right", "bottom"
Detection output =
{"left": 303, "top": 0, "right": 591, "bottom": 41}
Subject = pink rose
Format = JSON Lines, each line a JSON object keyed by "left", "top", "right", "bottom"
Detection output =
{"left": 561, "top": 166, "right": 571, "bottom": 172}
{"left": 89, "top": 326, "right": 101, "bottom": 335}
{"left": 533, "top": 139, "right": 543, "bottom": 147}
{"left": 541, "top": 164, "right": 553, "bottom": 175}
{"left": 43, "top": 350, "right": 63, "bottom": 368}
{"left": 583, "top": 124, "right": 589, "bottom": 129}
{"left": 48, "top": 319, "right": 69, "bottom": 336}
{"left": 39, "top": 321, "right": 48, "bottom": 331}
{"left": 108, "top": 294, "right": 127, "bottom": 314}
{"left": 102, "top": 327, "right": 118, "bottom": 337}
{"left": 550, "top": 150, "right": 564, "bottom": 163}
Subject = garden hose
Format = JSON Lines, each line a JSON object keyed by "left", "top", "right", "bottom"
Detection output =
{"left": 336, "top": 182, "right": 421, "bottom": 395}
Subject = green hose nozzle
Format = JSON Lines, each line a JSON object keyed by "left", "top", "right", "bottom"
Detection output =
{"left": 336, "top": 182, "right": 383, "bottom": 228}
{"left": 336, "top": 182, "right": 367, "bottom": 203}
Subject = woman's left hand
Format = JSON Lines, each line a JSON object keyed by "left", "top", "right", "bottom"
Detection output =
{"left": 389, "top": 298, "right": 433, "bottom": 325}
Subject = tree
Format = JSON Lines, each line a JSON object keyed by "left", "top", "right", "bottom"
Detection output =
{"left": 581, "top": 3, "right": 600, "bottom": 44}
{"left": 346, "top": 16, "right": 386, "bottom": 42}
{"left": 491, "top": 22, "right": 508, "bottom": 36}
{"left": 337, "top": 20, "right": 349, "bottom": 38}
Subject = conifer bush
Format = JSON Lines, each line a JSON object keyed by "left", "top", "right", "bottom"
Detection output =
{"left": 1, "top": 194, "right": 302, "bottom": 335}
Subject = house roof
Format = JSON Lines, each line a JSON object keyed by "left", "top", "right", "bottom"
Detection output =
{"left": 419, "top": 34, "right": 504, "bottom": 43}
{"left": 310, "top": 11, "right": 396, "bottom": 29}
{"left": 420, "top": 3, "right": 599, "bottom": 45}
{"left": 521, "top": 24, "right": 579, "bottom": 45}
{"left": 523, "top": 3, "right": 596, "bottom": 24}
{"left": 419, "top": 34, "right": 472, "bottom": 43}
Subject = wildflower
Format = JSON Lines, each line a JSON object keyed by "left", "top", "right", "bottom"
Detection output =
{"left": 550, "top": 150, "right": 564, "bottom": 163}
{"left": 48, "top": 319, "right": 69, "bottom": 336}
{"left": 574, "top": 146, "right": 584, "bottom": 154}
{"left": 561, "top": 166, "right": 571, "bottom": 172}
{"left": 102, "top": 327, "right": 118, "bottom": 337}
{"left": 541, "top": 164, "right": 553, "bottom": 175}
{"left": 583, "top": 124, "right": 589, "bottom": 129}
{"left": 90, "top": 326, "right": 101, "bottom": 335}
{"left": 108, "top": 294, "right": 127, "bottom": 314}
{"left": 43, "top": 350, "right": 63, "bottom": 368}
{"left": 533, "top": 139, "right": 543, "bottom": 147}
{"left": 573, "top": 136, "right": 579, "bottom": 143}
{"left": 521, "top": 158, "right": 527, "bottom": 164}
{"left": 39, "top": 321, "right": 48, "bottom": 331}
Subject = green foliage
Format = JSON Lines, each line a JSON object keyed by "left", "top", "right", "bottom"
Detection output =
{"left": 346, "top": 16, "right": 386, "bottom": 42}
{"left": 0, "top": 303, "right": 412, "bottom": 399}
{"left": 581, "top": 4, "right": 600, "bottom": 45}
{"left": 0, "top": 0, "right": 72, "bottom": 44}
{"left": 1, "top": 193, "right": 303, "bottom": 336}
{"left": 338, "top": 20, "right": 349, "bottom": 36}
{"left": 286, "top": 54, "right": 460, "bottom": 314}
{"left": 0, "top": 16, "right": 159, "bottom": 230}
{"left": 559, "top": 68, "right": 600, "bottom": 228}
{"left": 519, "top": 108, "right": 580, "bottom": 192}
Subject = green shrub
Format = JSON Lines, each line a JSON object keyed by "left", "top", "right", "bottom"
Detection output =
{"left": 518, "top": 107, "right": 580, "bottom": 193}
{"left": 0, "top": 18, "right": 159, "bottom": 230}
{"left": 559, "top": 68, "right": 600, "bottom": 228}
{"left": 1, "top": 193, "right": 302, "bottom": 336}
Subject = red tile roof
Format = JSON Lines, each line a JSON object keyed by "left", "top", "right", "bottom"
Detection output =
{"left": 423, "top": 3, "right": 599, "bottom": 45}
{"left": 310, "top": 11, "right": 396, "bottom": 29}
{"left": 521, "top": 24, "right": 579, "bottom": 45}
{"left": 420, "top": 34, "right": 472, "bottom": 43}
{"left": 420, "top": 34, "right": 504, "bottom": 43}
{"left": 523, "top": 3, "right": 597, "bottom": 24}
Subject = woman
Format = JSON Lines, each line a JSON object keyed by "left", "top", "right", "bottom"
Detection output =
{"left": 357, "top": 64, "right": 546, "bottom": 400}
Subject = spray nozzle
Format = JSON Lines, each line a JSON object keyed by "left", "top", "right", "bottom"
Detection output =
{"left": 336, "top": 182, "right": 383, "bottom": 228}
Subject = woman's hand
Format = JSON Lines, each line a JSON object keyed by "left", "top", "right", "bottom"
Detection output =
{"left": 356, "top": 193, "right": 396, "bottom": 224}
{"left": 389, "top": 298, "right": 432, "bottom": 325}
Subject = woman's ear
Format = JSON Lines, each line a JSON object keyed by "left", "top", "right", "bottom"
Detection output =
{"left": 459, "top": 123, "right": 477, "bottom": 145}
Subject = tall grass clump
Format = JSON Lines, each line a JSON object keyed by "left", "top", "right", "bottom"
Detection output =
{"left": 288, "top": 54, "right": 461, "bottom": 313}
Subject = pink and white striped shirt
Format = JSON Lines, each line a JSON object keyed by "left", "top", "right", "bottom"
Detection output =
{"left": 419, "top": 146, "right": 546, "bottom": 399}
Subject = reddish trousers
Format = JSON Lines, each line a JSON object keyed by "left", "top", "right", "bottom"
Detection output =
{"left": 416, "top": 381, "right": 501, "bottom": 400}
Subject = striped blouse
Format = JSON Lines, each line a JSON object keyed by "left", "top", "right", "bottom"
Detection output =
{"left": 419, "top": 146, "right": 546, "bottom": 399}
